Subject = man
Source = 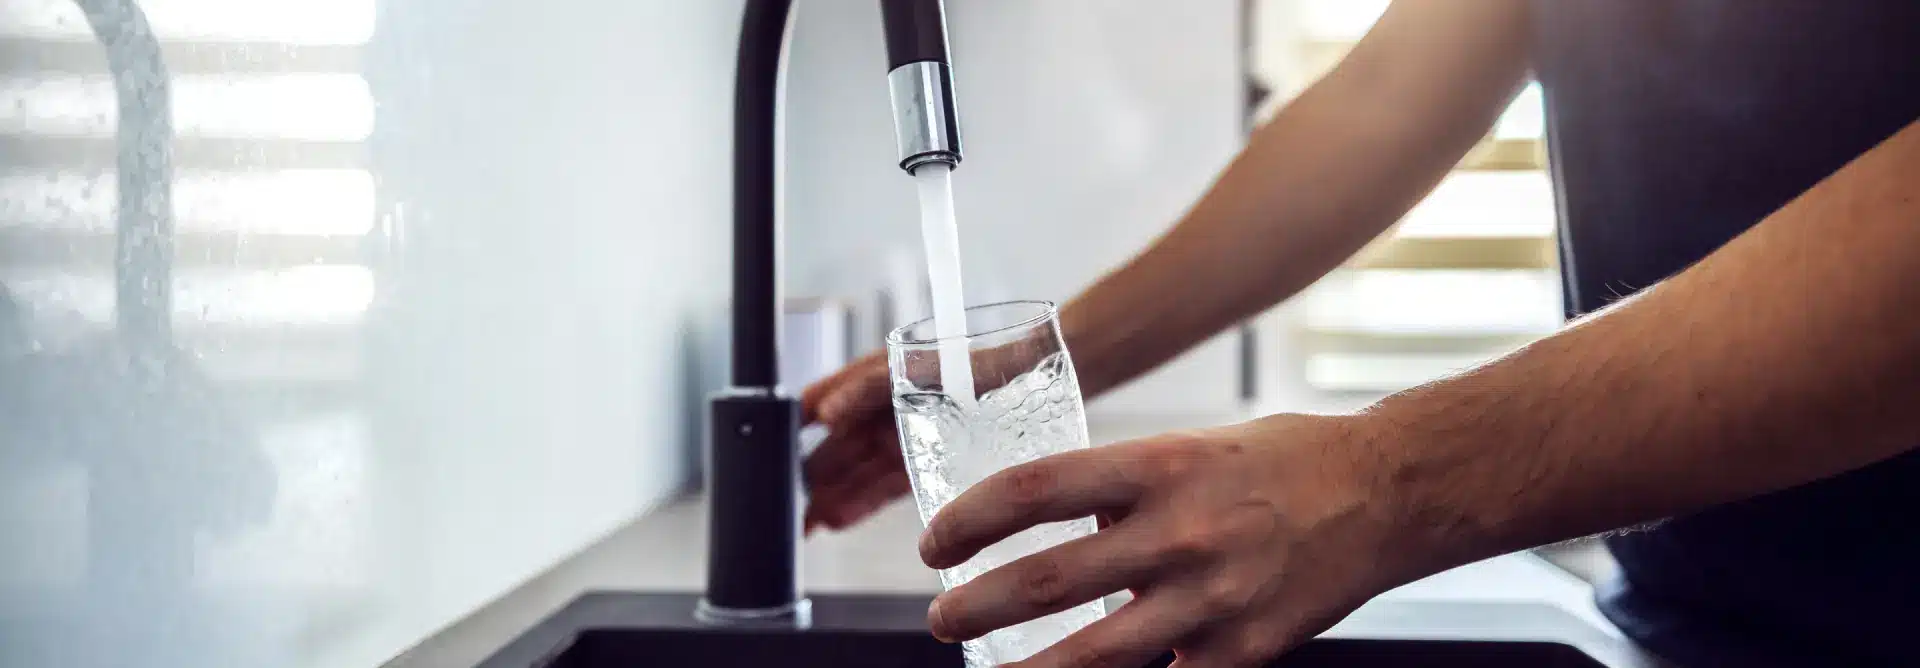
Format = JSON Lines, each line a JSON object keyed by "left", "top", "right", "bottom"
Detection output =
{"left": 800, "top": 1, "right": 1920, "bottom": 666}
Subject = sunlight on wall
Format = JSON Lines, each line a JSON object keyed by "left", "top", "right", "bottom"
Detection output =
{"left": 2, "top": 169, "right": 375, "bottom": 235}
{"left": 0, "top": 0, "right": 375, "bottom": 44}
{"left": 0, "top": 74, "right": 375, "bottom": 141}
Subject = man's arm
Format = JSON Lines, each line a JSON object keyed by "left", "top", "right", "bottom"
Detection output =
{"left": 1061, "top": 0, "right": 1531, "bottom": 397}
{"left": 912, "top": 119, "right": 1920, "bottom": 668}
{"left": 1378, "top": 117, "right": 1920, "bottom": 565}
{"left": 798, "top": 0, "right": 1531, "bottom": 532}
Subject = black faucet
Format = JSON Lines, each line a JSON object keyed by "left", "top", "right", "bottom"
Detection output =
{"left": 703, "top": 0, "right": 965, "bottom": 624}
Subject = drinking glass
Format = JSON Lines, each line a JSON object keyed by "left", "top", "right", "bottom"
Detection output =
{"left": 886, "top": 300, "right": 1106, "bottom": 666}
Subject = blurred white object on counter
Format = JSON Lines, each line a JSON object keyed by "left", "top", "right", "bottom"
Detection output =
{"left": 782, "top": 298, "right": 851, "bottom": 391}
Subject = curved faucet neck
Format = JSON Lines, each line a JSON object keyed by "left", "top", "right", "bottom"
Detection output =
{"left": 707, "top": 0, "right": 965, "bottom": 622}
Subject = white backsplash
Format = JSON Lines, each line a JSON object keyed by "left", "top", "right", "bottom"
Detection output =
{"left": 781, "top": 0, "right": 1249, "bottom": 418}
{"left": 2, "top": 2, "right": 1253, "bottom": 667}
{"left": 1, "top": 1, "right": 741, "bottom": 666}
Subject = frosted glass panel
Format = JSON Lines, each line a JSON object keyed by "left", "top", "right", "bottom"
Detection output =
{"left": 2, "top": 169, "right": 375, "bottom": 234}
{"left": 0, "top": 1, "right": 740, "bottom": 667}
{"left": 0, "top": 0, "right": 376, "bottom": 44}
{"left": 0, "top": 74, "right": 375, "bottom": 140}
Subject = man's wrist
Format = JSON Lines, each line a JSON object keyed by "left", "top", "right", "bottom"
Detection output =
{"left": 1351, "top": 397, "right": 1510, "bottom": 578}
{"left": 1056, "top": 300, "right": 1131, "bottom": 399}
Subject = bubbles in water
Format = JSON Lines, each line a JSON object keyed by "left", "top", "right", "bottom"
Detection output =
{"left": 894, "top": 352, "right": 1104, "bottom": 665}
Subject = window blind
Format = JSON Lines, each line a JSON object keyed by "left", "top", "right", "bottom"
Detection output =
{"left": 1254, "top": 0, "right": 1561, "bottom": 394}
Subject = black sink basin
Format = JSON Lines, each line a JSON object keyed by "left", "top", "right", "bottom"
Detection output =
{"left": 481, "top": 593, "right": 1635, "bottom": 668}
{"left": 543, "top": 628, "right": 1604, "bottom": 667}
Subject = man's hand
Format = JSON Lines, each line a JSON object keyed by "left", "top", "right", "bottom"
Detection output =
{"left": 802, "top": 341, "right": 1073, "bottom": 533}
{"left": 919, "top": 415, "right": 1423, "bottom": 668}
{"left": 800, "top": 352, "right": 909, "bottom": 533}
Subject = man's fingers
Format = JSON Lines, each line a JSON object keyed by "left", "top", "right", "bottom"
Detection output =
{"left": 922, "top": 448, "right": 1148, "bottom": 569}
{"left": 799, "top": 355, "right": 885, "bottom": 425}
{"left": 803, "top": 445, "right": 871, "bottom": 532}
{"left": 805, "top": 426, "right": 905, "bottom": 531}
{"left": 928, "top": 518, "right": 1162, "bottom": 643}
{"left": 1167, "top": 620, "right": 1306, "bottom": 668}
{"left": 798, "top": 380, "right": 834, "bottom": 426}
{"left": 1003, "top": 588, "right": 1204, "bottom": 668}
{"left": 837, "top": 470, "right": 912, "bottom": 528}
{"left": 801, "top": 418, "right": 890, "bottom": 491}
{"left": 799, "top": 368, "right": 855, "bottom": 425}
{"left": 815, "top": 368, "right": 890, "bottom": 425}
{"left": 809, "top": 432, "right": 896, "bottom": 498}
{"left": 813, "top": 453, "right": 907, "bottom": 530}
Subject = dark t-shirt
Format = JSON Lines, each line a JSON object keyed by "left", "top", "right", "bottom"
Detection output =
{"left": 1531, "top": 2, "right": 1920, "bottom": 665}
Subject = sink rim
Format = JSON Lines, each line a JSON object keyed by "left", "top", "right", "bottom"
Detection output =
{"left": 476, "top": 591, "right": 1660, "bottom": 668}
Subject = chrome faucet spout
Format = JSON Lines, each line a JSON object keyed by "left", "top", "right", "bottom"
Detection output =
{"left": 882, "top": 0, "right": 964, "bottom": 172}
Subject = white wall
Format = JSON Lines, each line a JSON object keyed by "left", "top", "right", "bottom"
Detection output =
{"left": 782, "top": 0, "right": 1248, "bottom": 418}
{"left": 0, "top": 1, "right": 740, "bottom": 666}
{"left": 2, "top": 1, "right": 1248, "bottom": 666}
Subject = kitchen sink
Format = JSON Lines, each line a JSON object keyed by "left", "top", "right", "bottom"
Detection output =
{"left": 541, "top": 628, "right": 1604, "bottom": 667}
{"left": 481, "top": 593, "right": 1637, "bottom": 668}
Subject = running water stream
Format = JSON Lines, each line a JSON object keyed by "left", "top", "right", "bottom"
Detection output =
{"left": 912, "top": 164, "right": 975, "bottom": 403}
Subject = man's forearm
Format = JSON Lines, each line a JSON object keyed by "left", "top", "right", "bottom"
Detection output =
{"left": 1372, "top": 118, "right": 1920, "bottom": 566}
{"left": 1060, "top": 0, "right": 1532, "bottom": 397}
